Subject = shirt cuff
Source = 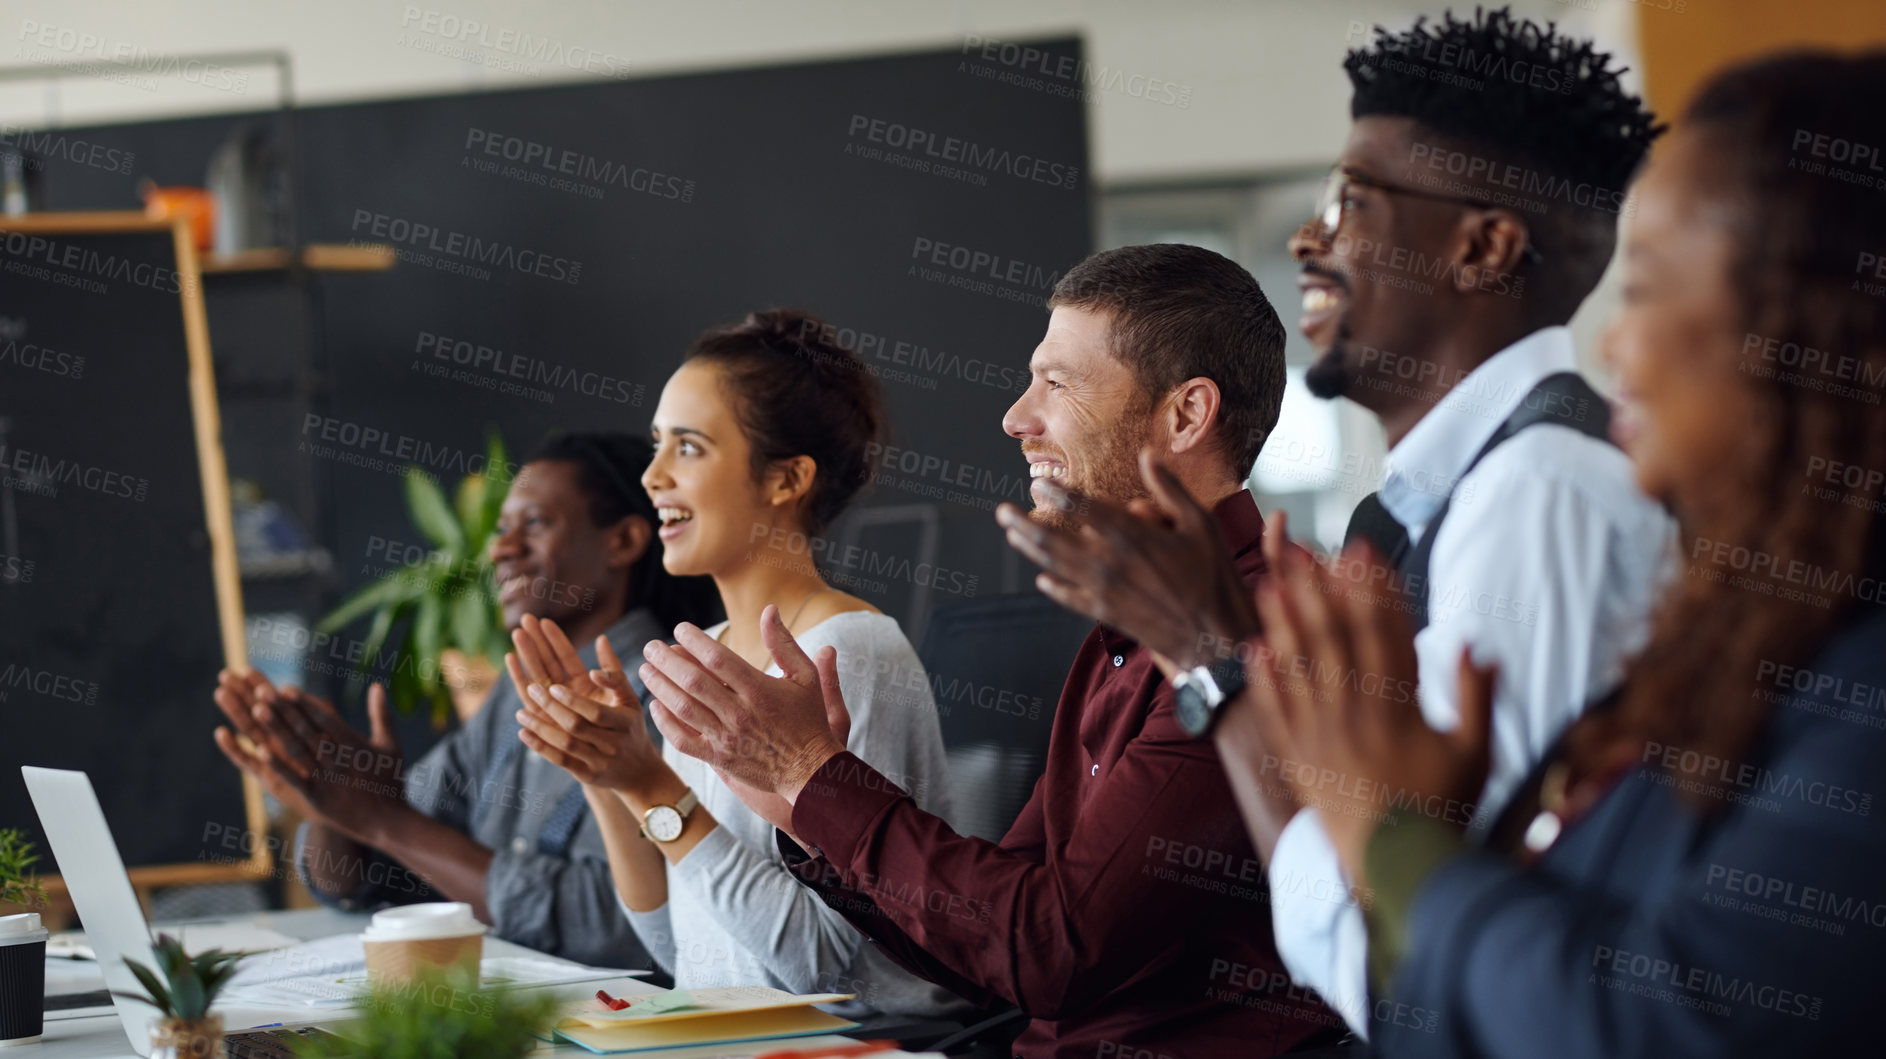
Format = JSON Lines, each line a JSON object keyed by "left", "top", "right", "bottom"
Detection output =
{"left": 790, "top": 751, "right": 908, "bottom": 867}
{"left": 1363, "top": 807, "right": 1469, "bottom": 993}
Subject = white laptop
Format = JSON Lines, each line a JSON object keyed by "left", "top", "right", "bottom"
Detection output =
{"left": 22, "top": 766, "right": 648, "bottom": 1056}
{"left": 21, "top": 766, "right": 165, "bottom": 1055}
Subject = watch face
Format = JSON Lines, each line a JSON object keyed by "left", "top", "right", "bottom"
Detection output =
{"left": 1175, "top": 685, "right": 1211, "bottom": 738}
{"left": 645, "top": 806, "right": 685, "bottom": 843}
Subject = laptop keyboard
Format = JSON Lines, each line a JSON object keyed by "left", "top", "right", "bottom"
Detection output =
{"left": 224, "top": 1026, "right": 353, "bottom": 1058}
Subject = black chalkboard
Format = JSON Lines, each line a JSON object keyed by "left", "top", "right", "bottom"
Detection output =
{"left": 12, "top": 39, "right": 1091, "bottom": 802}
{"left": 0, "top": 217, "right": 256, "bottom": 877}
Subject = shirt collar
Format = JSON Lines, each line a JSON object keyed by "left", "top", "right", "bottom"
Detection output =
{"left": 1378, "top": 326, "right": 1578, "bottom": 543}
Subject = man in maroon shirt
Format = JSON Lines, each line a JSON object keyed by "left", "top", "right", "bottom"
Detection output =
{"left": 637, "top": 245, "right": 1340, "bottom": 1057}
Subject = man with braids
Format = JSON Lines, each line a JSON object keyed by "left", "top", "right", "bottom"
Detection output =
{"left": 210, "top": 433, "right": 719, "bottom": 969}
{"left": 989, "top": 8, "right": 1677, "bottom": 1039}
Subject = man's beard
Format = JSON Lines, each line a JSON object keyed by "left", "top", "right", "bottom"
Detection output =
{"left": 1304, "top": 327, "right": 1353, "bottom": 399}
{"left": 1029, "top": 411, "right": 1156, "bottom": 532}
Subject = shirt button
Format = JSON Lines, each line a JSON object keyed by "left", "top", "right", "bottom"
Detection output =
{"left": 510, "top": 835, "right": 529, "bottom": 855}
{"left": 1112, "top": 654, "right": 1124, "bottom": 668}
{"left": 1090, "top": 764, "right": 1098, "bottom": 777}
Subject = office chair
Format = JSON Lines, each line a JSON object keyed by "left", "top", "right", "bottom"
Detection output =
{"left": 896, "top": 593, "right": 1090, "bottom": 1056}
{"left": 917, "top": 591, "right": 1094, "bottom": 842}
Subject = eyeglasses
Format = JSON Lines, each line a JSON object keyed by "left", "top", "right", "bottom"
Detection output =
{"left": 1313, "top": 167, "right": 1545, "bottom": 265}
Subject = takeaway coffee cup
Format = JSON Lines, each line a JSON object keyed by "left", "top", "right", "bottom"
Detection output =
{"left": 0, "top": 912, "right": 48, "bottom": 1047}
{"left": 360, "top": 903, "right": 485, "bottom": 987}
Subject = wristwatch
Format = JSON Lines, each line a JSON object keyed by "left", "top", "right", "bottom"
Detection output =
{"left": 640, "top": 789, "right": 700, "bottom": 843}
{"left": 1173, "top": 655, "right": 1249, "bottom": 738}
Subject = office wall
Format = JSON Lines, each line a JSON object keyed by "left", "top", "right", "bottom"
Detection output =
{"left": 13, "top": 42, "right": 1092, "bottom": 761}
{"left": 0, "top": 0, "right": 1639, "bottom": 186}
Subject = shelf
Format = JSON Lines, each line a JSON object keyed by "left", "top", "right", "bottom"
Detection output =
{"left": 239, "top": 548, "right": 333, "bottom": 582}
{"left": 201, "top": 244, "right": 396, "bottom": 273}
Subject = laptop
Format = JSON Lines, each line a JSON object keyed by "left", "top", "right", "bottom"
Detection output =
{"left": 21, "top": 767, "right": 352, "bottom": 1058}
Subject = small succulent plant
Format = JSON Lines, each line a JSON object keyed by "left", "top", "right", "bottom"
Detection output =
{"left": 116, "top": 933, "right": 245, "bottom": 1021}
{"left": 297, "top": 966, "right": 556, "bottom": 1059}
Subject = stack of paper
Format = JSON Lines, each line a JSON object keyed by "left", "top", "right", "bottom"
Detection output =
{"left": 218, "top": 933, "right": 637, "bottom": 1008}
{"left": 550, "top": 986, "right": 858, "bottom": 1054}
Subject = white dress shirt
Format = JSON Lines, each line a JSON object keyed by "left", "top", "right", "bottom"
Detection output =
{"left": 1264, "top": 326, "right": 1676, "bottom": 1036}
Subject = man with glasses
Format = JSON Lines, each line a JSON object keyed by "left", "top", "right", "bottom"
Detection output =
{"left": 993, "top": 8, "right": 1676, "bottom": 1040}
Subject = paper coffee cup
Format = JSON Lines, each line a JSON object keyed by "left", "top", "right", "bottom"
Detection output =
{"left": 360, "top": 903, "right": 485, "bottom": 987}
{"left": 0, "top": 913, "right": 48, "bottom": 1047}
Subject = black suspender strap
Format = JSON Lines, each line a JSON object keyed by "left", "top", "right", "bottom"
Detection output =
{"left": 1343, "top": 371, "right": 1615, "bottom": 631}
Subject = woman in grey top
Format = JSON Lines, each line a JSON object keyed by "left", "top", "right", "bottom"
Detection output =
{"left": 507, "top": 309, "right": 961, "bottom": 1019}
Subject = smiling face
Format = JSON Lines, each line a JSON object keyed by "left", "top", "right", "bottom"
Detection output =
{"left": 1599, "top": 127, "right": 1758, "bottom": 515}
{"left": 642, "top": 360, "right": 796, "bottom": 577}
{"left": 1002, "top": 304, "right": 1158, "bottom": 528}
{"left": 489, "top": 459, "right": 644, "bottom": 630}
{"left": 1290, "top": 116, "right": 1490, "bottom": 403}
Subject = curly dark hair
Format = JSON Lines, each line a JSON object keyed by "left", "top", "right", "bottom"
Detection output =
{"left": 1567, "top": 51, "right": 1886, "bottom": 801}
{"left": 1346, "top": 7, "right": 1661, "bottom": 193}
{"left": 1344, "top": 7, "right": 1664, "bottom": 316}
{"left": 682, "top": 308, "right": 883, "bottom": 537}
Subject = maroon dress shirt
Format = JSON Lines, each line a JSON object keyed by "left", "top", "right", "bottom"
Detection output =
{"left": 784, "top": 490, "right": 1340, "bottom": 1058}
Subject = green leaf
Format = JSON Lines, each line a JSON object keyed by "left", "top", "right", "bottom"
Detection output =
{"left": 390, "top": 647, "right": 422, "bottom": 716}
{"left": 360, "top": 603, "right": 397, "bottom": 680}
{"left": 154, "top": 934, "right": 191, "bottom": 976}
{"left": 170, "top": 968, "right": 206, "bottom": 1020}
{"left": 405, "top": 467, "right": 463, "bottom": 553}
{"left": 413, "top": 592, "right": 444, "bottom": 694}
{"left": 317, "top": 575, "right": 422, "bottom": 634}
{"left": 123, "top": 959, "right": 172, "bottom": 1016}
{"left": 450, "top": 580, "right": 493, "bottom": 662}
{"left": 455, "top": 473, "right": 486, "bottom": 542}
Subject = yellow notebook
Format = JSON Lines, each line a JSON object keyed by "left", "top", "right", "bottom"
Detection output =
{"left": 553, "top": 987, "right": 858, "bottom": 1055}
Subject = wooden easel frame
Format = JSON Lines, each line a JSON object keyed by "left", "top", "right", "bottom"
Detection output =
{"left": 1, "top": 211, "right": 271, "bottom": 910}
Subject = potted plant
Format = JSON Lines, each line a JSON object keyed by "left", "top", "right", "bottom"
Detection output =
{"left": 0, "top": 829, "right": 49, "bottom": 1047}
{"left": 319, "top": 430, "right": 514, "bottom": 726}
{"left": 116, "top": 933, "right": 245, "bottom": 1058}
{"left": 297, "top": 966, "right": 556, "bottom": 1059}
{"left": 0, "top": 828, "right": 45, "bottom": 910}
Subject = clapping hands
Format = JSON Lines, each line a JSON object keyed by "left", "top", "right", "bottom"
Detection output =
{"left": 505, "top": 614, "right": 669, "bottom": 799}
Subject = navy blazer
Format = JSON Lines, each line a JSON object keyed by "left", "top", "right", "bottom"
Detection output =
{"left": 1380, "top": 603, "right": 1886, "bottom": 1057}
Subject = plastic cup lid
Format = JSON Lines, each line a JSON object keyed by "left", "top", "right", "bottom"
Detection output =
{"left": 0, "top": 912, "right": 44, "bottom": 939}
{"left": 361, "top": 902, "right": 485, "bottom": 942}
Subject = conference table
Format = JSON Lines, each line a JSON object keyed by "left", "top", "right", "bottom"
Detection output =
{"left": 33, "top": 906, "right": 656, "bottom": 1058}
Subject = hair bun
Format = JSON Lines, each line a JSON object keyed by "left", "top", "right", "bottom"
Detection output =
{"left": 744, "top": 307, "right": 869, "bottom": 381}
{"left": 684, "top": 308, "right": 884, "bottom": 537}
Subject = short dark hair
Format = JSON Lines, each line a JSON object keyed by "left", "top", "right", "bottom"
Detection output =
{"left": 1344, "top": 7, "right": 1663, "bottom": 314}
{"left": 1049, "top": 243, "right": 1286, "bottom": 477}
{"left": 526, "top": 432, "right": 722, "bottom": 632}
{"left": 682, "top": 308, "right": 883, "bottom": 536}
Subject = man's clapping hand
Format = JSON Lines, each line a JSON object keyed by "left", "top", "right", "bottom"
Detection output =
{"left": 640, "top": 604, "right": 851, "bottom": 805}
{"left": 211, "top": 671, "right": 409, "bottom": 844}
